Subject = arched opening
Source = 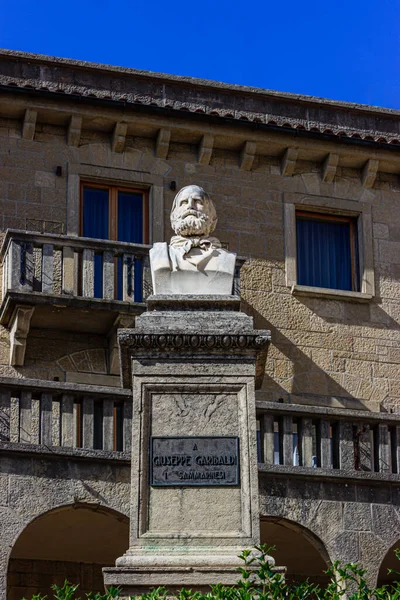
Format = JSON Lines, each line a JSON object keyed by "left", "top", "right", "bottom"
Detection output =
{"left": 377, "top": 540, "right": 400, "bottom": 587}
{"left": 7, "top": 503, "right": 129, "bottom": 600}
{"left": 260, "top": 517, "right": 330, "bottom": 586}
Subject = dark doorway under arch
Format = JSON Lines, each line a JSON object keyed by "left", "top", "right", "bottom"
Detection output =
{"left": 260, "top": 518, "right": 330, "bottom": 586}
{"left": 8, "top": 503, "right": 129, "bottom": 600}
{"left": 377, "top": 540, "right": 400, "bottom": 587}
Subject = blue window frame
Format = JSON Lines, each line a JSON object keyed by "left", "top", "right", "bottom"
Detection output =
{"left": 296, "top": 211, "right": 359, "bottom": 292}
{"left": 81, "top": 183, "right": 148, "bottom": 301}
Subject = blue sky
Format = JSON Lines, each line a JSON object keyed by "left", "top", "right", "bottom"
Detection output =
{"left": 1, "top": 0, "right": 399, "bottom": 109}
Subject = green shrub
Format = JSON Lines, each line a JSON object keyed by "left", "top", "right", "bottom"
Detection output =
{"left": 21, "top": 545, "right": 400, "bottom": 600}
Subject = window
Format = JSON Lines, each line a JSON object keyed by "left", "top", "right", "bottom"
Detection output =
{"left": 296, "top": 211, "right": 359, "bottom": 292}
{"left": 284, "top": 197, "right": 374, "bottom": 301}
{"left": 81, "top": 183, "right": 149, "bottom": 300}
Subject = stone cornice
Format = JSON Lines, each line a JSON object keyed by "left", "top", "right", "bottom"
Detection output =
{"left": 118, "top": 328, "right": 271, "bottom": 390}
{"left": 119, "top": 331, "right": 270, "bottom": 351}
{"left": 1, "top": 49, "right": 400, "bottom": 146}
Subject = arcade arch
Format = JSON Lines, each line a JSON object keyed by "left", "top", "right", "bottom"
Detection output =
{"left": 377, "top": 539, "right": 400, "bottom": 588}
{"left": 7, "top": 503, "right": 129, "bottom": 600}
{"left": 260, "top": 517, "right": 330, "bottom": 586}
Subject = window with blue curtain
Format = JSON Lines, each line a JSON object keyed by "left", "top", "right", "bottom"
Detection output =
{"left": 82, "top": 187, "right": 109, "bottom": 299}
{"left": 296, "top": 212, "right": 359, "bottom": 292}
{"left": 82, "top": 185, "right": 146, "bottom": 301}
{"left": 117, "top": 190, "right": 143, "bottom": 302}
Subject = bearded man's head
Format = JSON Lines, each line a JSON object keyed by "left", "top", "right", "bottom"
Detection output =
{"left": 171, "top": 185, "right": 217, "bottom": 237}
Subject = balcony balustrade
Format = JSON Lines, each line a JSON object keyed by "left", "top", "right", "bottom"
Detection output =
{"left": 0, "top": 229, "right": 153, "bottom": 365}
{"left": 0, "top": 377, "right": 132, "bottom": 458}
{"left": 1, "top": 377, "right": 400, "bottom": 480}
{"left": 0, "top": 228, "right": 152, "bottom": 325}
{"left": 257, "top": 401, "right": 400, "bottom": 479}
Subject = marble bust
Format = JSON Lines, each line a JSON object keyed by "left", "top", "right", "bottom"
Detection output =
{"left": 150, "top": 185, "right": 236, "bottom": 295}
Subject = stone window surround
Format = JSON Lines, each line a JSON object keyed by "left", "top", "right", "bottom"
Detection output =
{"left": 284, "top": 193, "right": 375, "bottom": 302}
{"left": 66, "top": 163, "right": 164, "bottom": 243}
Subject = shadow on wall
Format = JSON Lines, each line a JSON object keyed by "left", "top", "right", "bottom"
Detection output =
{"left": 241, "top": 299, "right": 390, "bottom": 410}
{"left": 297, "top": 296, "right": 400, "bottom": 332}
{"left": 7, "top": 503, "right": 129, "bottom": 600}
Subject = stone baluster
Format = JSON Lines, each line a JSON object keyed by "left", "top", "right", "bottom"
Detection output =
{"left": 61, "top": 394, "right": 75, "bottom": 447}
{"left": 2, "top": 251, "right": 8, "bottom": 300}
{"left": 279, "top": 415, "right": 293, "bottom": 465}
{"left": 338, "top": 422, "right": 355, "bottom": 470}
{"left": 19, "top": 391, "right": 32, "bottom": 443}
{"left": 31, "top": 397, "right": 40, "bottom": 445}
{"left": 316, "top": 419, "right": 331, "bottom": 468}
{"left": 40, "top": 393, "right": 53, "bottom": 446}
{"left": 42, "top": 243, "right": 54, "bottom": 294}
{"left": 374, "top": 424, "right": 391, "bottom": 473}
{"left": 52, "top": 397, "right": 61, "bottom": 446}
{"left": 21, "top": 243, "right": 34, "bottom": 291}
{"left": 9, "top": 395, "right": 20, "bottom": 442}
{"left": 298, "top": 417, "right": 313, "bottom": 467}
{"left": 260, "top": 413, "right": 275, "bottom": 464}
{"left": 103, "top": 398, "right": 114, "bottom": 451}
{"left": 8, "top": 240, "right": 22, "bottom": 291}
{"left": 0, "top": 390, "right": 11, "bottom": 442}
{"left": 82, "top": 249, "right": 95, "bottom": 297}
{"left": 355, "top": 424, "right": 373, "bottom": 471}
{"left": 103, "top": 251, "right": 115, "bottom": 300}
{"left": 62, "top": 247, "right": 78, "bottom": 295}
{"left": 123, "top": 400, "right": 132, "bottom": 452}
{"left": 392, "top": 426, "right": 400, "bottom": 474}
{"left": 122, "top": 253, "right": 134, "bottom": 301}
{"left": 142, "top": 254, "right": 152, "bottom": 300}
{"left": 33, "top": 246, "right": 42, "bottom": 292}
{"left": 74, "top": 400, "right": 81, "bottom": 447}
{"left": 82, "top": 397, "right": 94, "bottom": 448}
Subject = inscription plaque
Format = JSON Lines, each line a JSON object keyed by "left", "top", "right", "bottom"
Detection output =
{"left": 150, "top": 436, "right": 240, "bottom": 486}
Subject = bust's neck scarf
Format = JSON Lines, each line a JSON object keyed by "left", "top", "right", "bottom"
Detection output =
{"left": 169, "top": 236, "right": 222, "bottom": 271}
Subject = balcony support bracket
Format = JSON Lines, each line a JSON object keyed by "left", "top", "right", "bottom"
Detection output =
{"left": 9, "top": 304, "right": 35, "bottom": 366}
{"left": 107, "top": 314, "right": 136, "bottom": 375}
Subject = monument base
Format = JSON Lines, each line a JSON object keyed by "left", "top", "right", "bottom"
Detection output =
{"left": 105, "top": 296, "right": 272, "bottom": 596}
{"left": 104, "top": 565, "right": 245, "bottom": 596}
{"left": 104, "top": 553, "right": 285, "bottom": 596}
{"left": 104, "top": 550, "right": 250, "bottom": 596}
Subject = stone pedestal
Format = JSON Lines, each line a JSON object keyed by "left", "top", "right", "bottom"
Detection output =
{"left": 103, "top": 296, "right": 271, "bottom": 595}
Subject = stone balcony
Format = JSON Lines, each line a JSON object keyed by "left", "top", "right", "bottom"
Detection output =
{"left": 256, "top": 400, "right": 400, "bottom": 478}
{"left": 0, "top": 376, "right": 132, "bottom": 457}
{"left": 2, "top": 377, "right": 399, "bottom": 482}
{"left": 0, "top": 230, "right": 152, "bottom": 366}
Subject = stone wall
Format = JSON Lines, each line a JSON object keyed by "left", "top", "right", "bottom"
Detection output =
{"left": 0, "top": 84, "right": 399, "bottom": 592}
{"left": 0, "top": 451, "right": 130, "bottom": 600}
{"left": 0, "top": 116, "right": 398, "bottom": 411}
{"left": 259, "top": 472, "right": 400, "bottom": 586}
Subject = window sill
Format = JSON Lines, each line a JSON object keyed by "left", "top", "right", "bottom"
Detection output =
{"left": 291, "top": 284, "right": 373, "bottom": 302}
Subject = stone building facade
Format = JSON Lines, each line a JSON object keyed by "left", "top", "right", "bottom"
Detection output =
{"left": 0, "top": 49, "right": 399, "bottom": 598}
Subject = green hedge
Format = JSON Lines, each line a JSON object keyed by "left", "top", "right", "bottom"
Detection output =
{"left": 21, "top": 545, "right": 400, "bottom": 600}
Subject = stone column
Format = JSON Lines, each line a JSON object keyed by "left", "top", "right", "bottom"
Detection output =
{"left": 103, "top": 295, "right": 270, "bottom": 595}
